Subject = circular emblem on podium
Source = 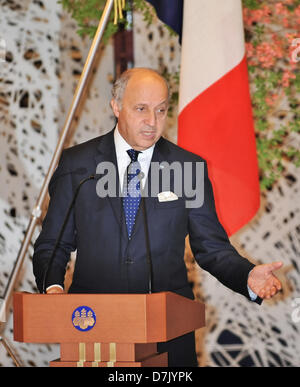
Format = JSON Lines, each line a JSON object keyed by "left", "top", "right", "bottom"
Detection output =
{"left": 72, "top": 306, "right": 96, "bottom": 332}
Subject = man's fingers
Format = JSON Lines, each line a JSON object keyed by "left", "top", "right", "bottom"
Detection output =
{"left": 269, "top": 275, "right": 282, "bottom": 292}
{"left": 250, "top": 262, "right": 283, "bottom": 299}
{"left": 259, "top": 285, "right": 280, "bottom": 299}
{"left": 270, "top": 286, "right": 277, "bottom": 296}
{"left": 275, "top": 278, "right": 282, "bottom": 291}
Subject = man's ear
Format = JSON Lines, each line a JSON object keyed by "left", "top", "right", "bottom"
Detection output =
{"left": 110, "top": 98, "right": 120, "bottom": 118}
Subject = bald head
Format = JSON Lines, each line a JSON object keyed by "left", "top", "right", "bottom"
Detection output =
{"left": 112, "top": 68, "right": 170, "bottom": 109}
{"left": 110, "top": 68, "right": 169, "bottom": 151}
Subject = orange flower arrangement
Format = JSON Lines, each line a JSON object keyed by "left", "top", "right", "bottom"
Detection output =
{"left": 243, "top": 0, "right": 300, "bottom": 189}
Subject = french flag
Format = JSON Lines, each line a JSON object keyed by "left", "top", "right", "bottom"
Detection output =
{"left": 147, "top": 0, "right": 260, "bottom": 236}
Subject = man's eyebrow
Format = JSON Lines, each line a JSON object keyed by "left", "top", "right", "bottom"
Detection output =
{"left": 134, "top": 100, "right": 168, "bottom": 108}
{"left": 156, "top": 100, "right": 169, "bottom": 107}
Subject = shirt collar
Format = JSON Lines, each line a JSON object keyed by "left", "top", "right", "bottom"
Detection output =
{"left": 114, "top": 125, "right": 155, "bottom": 161}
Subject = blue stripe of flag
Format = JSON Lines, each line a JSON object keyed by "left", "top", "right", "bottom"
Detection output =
{"left": 146, "top": 0, "right": 184, "bottom": 41}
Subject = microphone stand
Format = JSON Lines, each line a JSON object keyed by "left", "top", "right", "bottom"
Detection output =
{"left": 141, "top": 196, "right": 153, "bottom": 294}
{"left": 139, "top": 172, "right": 153, "bottom": 294}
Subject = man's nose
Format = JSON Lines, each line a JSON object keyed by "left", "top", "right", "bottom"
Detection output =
{"left": 145, "top": 110, "right": 156, "bottom": 126}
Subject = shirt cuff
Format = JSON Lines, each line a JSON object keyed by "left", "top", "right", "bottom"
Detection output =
{"left": 247, "top": 284, "right": 258, "bottom": 301}
{"left": 247, "top": 270, "right": 258, "bottom": 301}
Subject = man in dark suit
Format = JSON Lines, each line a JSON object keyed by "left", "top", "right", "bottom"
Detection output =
{"left": 33, "top": 68, "right": 283, "bottom": 366}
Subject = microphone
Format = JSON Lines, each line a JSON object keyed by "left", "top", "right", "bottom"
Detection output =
{"left": 138, "top": 171, "right": 153, "bottom": 294}
{"left": 42, "top": 171, "right": 99, "bottom": 294}
{"left": 49, "top": 167, "right": 88, "bottom": 187}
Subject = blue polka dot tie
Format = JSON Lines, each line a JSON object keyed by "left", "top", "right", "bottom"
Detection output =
{"left": 123, "top": 149, "right": 142, "bottom": 239}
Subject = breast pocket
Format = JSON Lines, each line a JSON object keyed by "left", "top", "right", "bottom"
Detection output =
{"left": 154, "top": 197, "right": 186, "bottom": 210}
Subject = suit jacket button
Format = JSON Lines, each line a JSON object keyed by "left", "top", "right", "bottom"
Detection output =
{"left": 125, "top": 257, "right": 134, "bottom": 264}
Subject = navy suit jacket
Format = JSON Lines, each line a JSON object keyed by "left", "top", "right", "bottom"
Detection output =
{"left": 33, "top": 128, "right": 259, "bottom": 303}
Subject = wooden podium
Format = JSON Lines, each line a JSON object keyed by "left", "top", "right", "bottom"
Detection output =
{"left": 13, "top": 291, "right": 205, "bottom": 367}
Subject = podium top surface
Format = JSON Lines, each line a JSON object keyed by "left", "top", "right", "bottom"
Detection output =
{"left": 13, "top": 291, "right": 205, "bottom": 344}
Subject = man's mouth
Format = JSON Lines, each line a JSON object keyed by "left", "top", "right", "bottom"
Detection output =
{"left": 142, "top": 131, "right": 155, "bottom": 137}
{"left": 141, "top": 128, "right": 156, "bottom": 138}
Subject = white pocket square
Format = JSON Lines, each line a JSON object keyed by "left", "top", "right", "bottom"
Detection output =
{"left": 157, "top": 191, "right": 178, "bottom": 202}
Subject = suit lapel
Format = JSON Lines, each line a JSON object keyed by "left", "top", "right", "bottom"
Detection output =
{"left": 94, "top": 129, "right": 124, "bottom": 235}
{"left": 146, "top": 135, "right": 172, "bottom": 194}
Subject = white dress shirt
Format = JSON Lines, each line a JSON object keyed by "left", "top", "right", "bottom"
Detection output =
{"left": 114, "top": 125, "right": 155, "bottom": 191}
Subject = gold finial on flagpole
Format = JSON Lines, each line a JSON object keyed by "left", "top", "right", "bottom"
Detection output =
{"left": 114, "top": 0, "right": 126, "bottom": 24}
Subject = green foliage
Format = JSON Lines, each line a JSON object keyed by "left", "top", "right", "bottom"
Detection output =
{"left": 58, "top": 0, "right": 118, "bottom": 42}
{"left": 132, "top": 0, "right": 155, "bottom": 25}
{"left": 242, "top": 0, "right": 261, "bottom": 10}
{"left": 250, "top": 67, "right": 300, "bottom": 188}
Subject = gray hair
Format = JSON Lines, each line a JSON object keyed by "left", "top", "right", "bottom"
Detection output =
{"left": 111, "top": 67, "right": 171, "bottom": 109}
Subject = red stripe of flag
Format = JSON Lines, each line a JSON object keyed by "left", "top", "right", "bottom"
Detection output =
{"left": 178, "top": 55, "right": 260, "bottom": 236}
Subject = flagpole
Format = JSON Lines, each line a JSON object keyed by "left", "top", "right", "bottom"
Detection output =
{"left": 0, "top": 0, "right": 115, "bottom": 361}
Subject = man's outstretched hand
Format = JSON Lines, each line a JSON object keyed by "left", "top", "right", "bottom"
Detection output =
{"left": 248, "top": 262, "right": 283, "bottom": 299}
